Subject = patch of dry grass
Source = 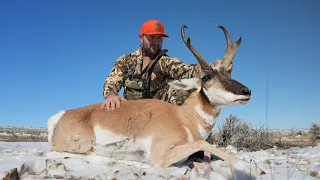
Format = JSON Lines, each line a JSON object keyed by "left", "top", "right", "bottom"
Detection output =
{"left": 207, "top": 115, "right": 320, "bottom": 151}
{"left": 0, "top": 126, "right": 47, "bottom": 142}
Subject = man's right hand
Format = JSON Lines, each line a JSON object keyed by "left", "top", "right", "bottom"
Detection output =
{"left": 101, "top": 94, "right": 127, "bottom": 110}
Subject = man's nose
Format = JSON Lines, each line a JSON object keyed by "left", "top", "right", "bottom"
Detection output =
{"left": 153, "top": 40, "right": 159, "bottom": 45}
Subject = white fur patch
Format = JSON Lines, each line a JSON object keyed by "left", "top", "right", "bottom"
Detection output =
{"left": 93, "top": 125, "right": 153, "bottom": 163}
{"left": 198, "top": 123, "right": 210, "bottom": 140}
{"left": 183, "top": 126, "right": 194, "bottom": 143}
{"left": 47, "top": 110, "right": 65, "bottom": 143}
{"left": 203, "top": 88, "right": 235, "bottom": 105}
{"left": 194, "top": 105, "right": 216, "bottom": 125}
{"left": 167, "top": 78, "right": 200, "bottom": 91}
{"left": 194, "top": 105, "right": 217, "bottom": 139}
{"left": 94, "top": 125, "right": 127, "bottom": 145}
{"left": 204, "top": 87, "right": 251, "bottom": 106}
{"left": 214, "top": 105, "right": 225, "bottom": 113}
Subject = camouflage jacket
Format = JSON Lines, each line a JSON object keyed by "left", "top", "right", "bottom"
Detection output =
{"left": 103, "top": 46, "right": 202, "bottom": 100}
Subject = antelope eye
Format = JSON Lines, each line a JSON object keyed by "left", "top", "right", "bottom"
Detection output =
{"left": 202, "top": 75, "right": 211, "bottom": 82}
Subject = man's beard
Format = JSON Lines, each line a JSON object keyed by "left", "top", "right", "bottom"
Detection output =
{"left": 143, "top": 45, "right": 162, "bottom": 58}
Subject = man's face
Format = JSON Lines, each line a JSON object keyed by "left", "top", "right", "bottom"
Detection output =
{"left": 140, "top": 34, "right": 164, "bottom": 55}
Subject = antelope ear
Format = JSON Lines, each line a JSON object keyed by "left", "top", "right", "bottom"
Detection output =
{"left": 167, "top": 78, "right": 200, "bottom": 91}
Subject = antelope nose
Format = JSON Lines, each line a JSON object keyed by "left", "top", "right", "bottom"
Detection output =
{"left": 241, "top": 88, "right": 251, "bottom": 96}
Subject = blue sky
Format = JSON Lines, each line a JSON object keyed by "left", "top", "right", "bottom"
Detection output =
{"left": 1, "top": 0, "right": 319, "bottom": 129}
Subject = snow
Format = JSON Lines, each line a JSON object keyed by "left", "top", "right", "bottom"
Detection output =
{"left": 237, "top": 146, "right": 320, "bottom": 180}
{"left": 0, "top": 142, "right": 319, "bottom": 180}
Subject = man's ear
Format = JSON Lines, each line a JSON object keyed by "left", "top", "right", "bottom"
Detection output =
{"left": 139, "top": 35, "right": 143, "bottom": 42}
{"left": 167, "top": 78, "right": 200, "bottom": 91}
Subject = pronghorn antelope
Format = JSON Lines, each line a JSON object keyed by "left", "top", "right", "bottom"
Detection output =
{"left": 48, "top": 25, "right": 260, "bottom": 172}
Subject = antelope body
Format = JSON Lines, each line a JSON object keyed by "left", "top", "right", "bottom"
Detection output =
{"left": 48, "top": 25, "right": 257, "bottom": 171}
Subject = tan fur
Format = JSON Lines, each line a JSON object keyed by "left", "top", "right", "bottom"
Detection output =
{"left": 50, "top": 89, "right": 231, "bottom": 166}
{"left": 52, "top": 91, "right": 211, "bottom": 149}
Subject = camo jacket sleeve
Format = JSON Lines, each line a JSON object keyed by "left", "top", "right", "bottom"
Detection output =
{"left": 103, "top": 55, "right": 128, "bottom": 99}
{"left": 158, "top": 57, "right": 202, "bottom": 79}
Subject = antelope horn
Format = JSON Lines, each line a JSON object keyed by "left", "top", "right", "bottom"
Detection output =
{"left": 181, "top": 25, "right": 211, "bottom": 70}
{"left": 218, "top": 25, "right": 242, "bottom": 69}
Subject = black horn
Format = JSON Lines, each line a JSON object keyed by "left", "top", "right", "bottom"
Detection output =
{"left": 218, "top": 25, "right": 242, "bottom": 69}
{"left": 181, "top": 25, "right": 212, "bottom": 71}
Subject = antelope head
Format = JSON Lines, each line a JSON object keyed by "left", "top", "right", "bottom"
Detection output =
{"left": 168, "top": 25, "right": 251, "bottom": 108}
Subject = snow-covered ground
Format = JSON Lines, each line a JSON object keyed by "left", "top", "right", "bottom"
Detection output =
{"left": 0, "top": 142, "right": 319, "bottom": 180}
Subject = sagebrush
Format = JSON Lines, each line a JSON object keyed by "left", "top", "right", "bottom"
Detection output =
{"left": 207, "top": 115, "right": 272, "bottom": 151}
{"left": 310, "top": 122, "right": 320, "bottom": 147}
{"left": 207, "top": 115, "right": 316, "bottom": 151}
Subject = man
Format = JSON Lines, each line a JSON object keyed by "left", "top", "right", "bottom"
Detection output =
{"left": 101, "top": 20, "right": 232, "bottom": 110}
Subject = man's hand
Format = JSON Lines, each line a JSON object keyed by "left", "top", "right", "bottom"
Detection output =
{"left": 101, "top": 94, "right": 127, "bottom": 110}
{"left": 213, "top": 59, "right": 233, "bottom": 73}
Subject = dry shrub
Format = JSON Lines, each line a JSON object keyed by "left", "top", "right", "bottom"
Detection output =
{"left": 288, "top": 128, "right": 305, "bottom": 138}
{"left": 207, "top": 115, "right": 318, "bottom": 151}
{"left": 310, "top": 170, "right": 319, "bottom": 178}
{"left": 310, "top": 122, "right": 320, "bottom": 147}
{"left": 207, "top": 114, "right": 272, "bottom": 151}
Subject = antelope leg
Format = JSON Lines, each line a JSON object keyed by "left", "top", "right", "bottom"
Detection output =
{"left": 161, "top": 140, "right": 239, "bottom": 168}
